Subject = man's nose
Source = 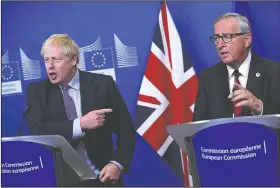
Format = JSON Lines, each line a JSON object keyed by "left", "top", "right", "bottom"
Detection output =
{"left": 46, "top": 61, "right": 55, "bottom": 69}
{"left": 216, "top": 38, "right": 226, "bottom": 49}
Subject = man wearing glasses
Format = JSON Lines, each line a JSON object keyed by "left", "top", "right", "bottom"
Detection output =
{"left": 193, "top": 13, "right": 280, "bottom": 121}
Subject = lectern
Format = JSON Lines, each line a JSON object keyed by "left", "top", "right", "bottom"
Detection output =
{"left": 167, "top": 114, "right": 280, "bottom": 187}
{"left": 2, "top": 135, "right": 97, "bottom": 187}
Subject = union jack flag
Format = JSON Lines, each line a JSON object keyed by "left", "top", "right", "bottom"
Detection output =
{"left": 134, "top": 2, "right": 198, "bottom": 187}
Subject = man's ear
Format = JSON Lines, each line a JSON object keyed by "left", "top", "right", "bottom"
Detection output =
{"left": 72, "top": 56, "right": 78, "bottom": 66}
{"left": 245, "top": 33, "right": 252, "bottom": 48}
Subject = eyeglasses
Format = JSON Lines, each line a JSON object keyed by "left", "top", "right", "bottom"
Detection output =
{"left": 209, "top": 33, "right": 247, "bottom": 44}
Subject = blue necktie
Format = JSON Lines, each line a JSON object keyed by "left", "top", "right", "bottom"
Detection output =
{"left": 61, "top": 85, "right": 81, "bottom": 148}
{"left": 62, "top": 85, "right": 78, "bottom": 120}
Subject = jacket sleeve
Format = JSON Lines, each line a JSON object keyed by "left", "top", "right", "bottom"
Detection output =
{"left": 106, "top": 76, "right": 136, "bottom": 172}
{"left": 262, "top": 62, "right": 280, "bottom": 115}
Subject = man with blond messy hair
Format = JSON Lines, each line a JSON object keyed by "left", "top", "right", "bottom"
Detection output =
{"left": 25, "top": 34, "right": 136, "bottom": 187}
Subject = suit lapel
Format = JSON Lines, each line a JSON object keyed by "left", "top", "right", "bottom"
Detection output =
{"left": 79, "top": 70, "right": 96, "bottom": 116}
{"left": 242, "top": 54, "right": 263, "bottom": 115}
{"left": 45, "top": 81, "right": 68, "bottom": 120}
{"left": 217, "top": 64, "right": 233, "bottom": 117}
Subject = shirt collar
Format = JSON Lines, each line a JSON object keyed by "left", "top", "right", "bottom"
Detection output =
{"left": 227, "top": 51, "right": 251, "bottom": 78}
{"left": 68, "top": 70, "right": 80, "bottom": 91}
{"left": 59, "top": 70, "right": 80, "bottom": 91}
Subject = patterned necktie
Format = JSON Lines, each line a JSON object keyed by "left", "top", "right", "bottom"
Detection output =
{"left": 61, "top": 85, "right": 80, "bottom": 148}
{"left": 232, "top": 69, "right": 243, "bottom": 116}
{"left": 62, "top": 85, "right": 78, "bottom": 120}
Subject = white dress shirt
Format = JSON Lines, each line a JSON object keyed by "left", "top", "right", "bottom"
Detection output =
{"left": 227, "top": 51, "right": 251, "bottom": 93}
{"left": 60, "top": 70, "right": 124, "bottom": 175}
{"left": 226, "top": 51, "right": 263, "bottom": 115}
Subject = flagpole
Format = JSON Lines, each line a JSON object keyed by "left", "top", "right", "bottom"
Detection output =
{"left": 161, "top": 0, "right": 167, "bottom": 6}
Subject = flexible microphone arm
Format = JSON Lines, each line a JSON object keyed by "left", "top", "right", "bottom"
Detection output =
{"left": 17, "top": 105, "right": 30, "bottom": 136}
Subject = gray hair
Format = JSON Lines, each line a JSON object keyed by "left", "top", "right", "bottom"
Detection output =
{"left": 214, "top": 13, "right": 251, "bottom": 34}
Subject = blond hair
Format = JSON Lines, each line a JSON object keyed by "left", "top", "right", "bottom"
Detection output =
{"left": 41, "top": 34, "right": 80, "bottom": 62}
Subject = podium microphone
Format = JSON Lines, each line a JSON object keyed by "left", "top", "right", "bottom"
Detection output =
{"left": 17, "top": 105, "right": 30, "bottom": 136}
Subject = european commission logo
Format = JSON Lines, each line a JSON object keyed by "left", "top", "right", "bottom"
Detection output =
{"left": 90, "top": 50, "right": 111, "bottom": 70}
{"left": 84, "top": 48, "right": 116, "bottom": 80}
{"left": 79, "top": 34, "right": 139, "bottom": 81}
{"left": 1, "top": 61, "right": 22, "bottom": 95}
{"left": 114, "top": 34, "right": 138, "bottom": 68}
{"left": 20, "top": 48, "right": 42, "bottom": 81}
{"left": 1, "top": 49, "right": 42, "bottom": 96}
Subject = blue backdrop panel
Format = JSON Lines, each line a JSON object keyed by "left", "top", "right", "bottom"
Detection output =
{"left": 2, "top": 1, "right": 279, "bottom": 186}
{"left": 235, "top": 2, "right": 280, "bottom": 61}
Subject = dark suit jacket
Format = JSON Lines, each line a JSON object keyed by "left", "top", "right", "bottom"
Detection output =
{"left": 26, "top": 70, "right": 136, "bottom": 173}
{"left": 193, "top": 53, "right": 280, "bottom": 121}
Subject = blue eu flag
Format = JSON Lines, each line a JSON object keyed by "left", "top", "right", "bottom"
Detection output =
{"left": 1, "top": 62, "right": 20, "bottom": 82}
{"left": 84, "top": 49, "right": 114, "bottom": 71}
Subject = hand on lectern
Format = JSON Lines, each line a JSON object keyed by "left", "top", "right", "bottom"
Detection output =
{"left": 99, "top": 163, "right": 121, "bottom": 184}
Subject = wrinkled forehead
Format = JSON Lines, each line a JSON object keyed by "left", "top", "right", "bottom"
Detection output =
{"left": 214, "top": 17, "right": 240, "bottom": 34}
